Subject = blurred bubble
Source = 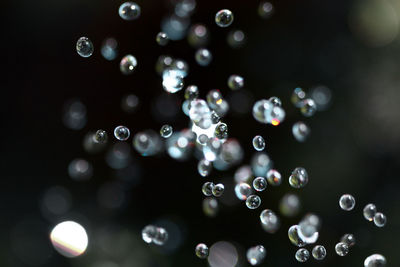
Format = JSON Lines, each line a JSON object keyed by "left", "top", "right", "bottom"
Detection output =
{"left": 310, "top": 85, "right": 332, "bottom": 111}
{"left": 364, "top": 254, "right": 386, "bottom": 267}
{"left": 373, "top": 212, "right": 387, "bottom": 227}
{"left": 246, "top": 245, "right": 266, "bottom": 265}
{"left": 162, "top": 69, "right": 184, "bottom": 93}
{"left": 227, "top": 29, "right": 246, "bottom": 48}
{"left": 119, "top": 2, "right": 141, "bottom": 20}
{"left": 198, "top": 158, "right": 212, "bottom": 176}
{"left": 174, "top": 0, "right": 196, "bottom": 17}
{"left": 203, "top": 197, "right": 219, "bottom": 217}
{"left": 190, "top": 99, "right": 213, "bottom": 129}
{"left": 188, "top": 24, "right": 210, "bottom": 48}
{"left": 289, "top": 167, "right": 308, "bottom": 189}
{"left": 101, "top": 37, "right": 118, "bottom": 61}
{"left": 208, "top": 241, "right": 238, "bottom": 267}
{"left": 288, "top": 225, "right": 307, "bottom": 247}
{"left": 41, "top": 186, "right": 72, "bottom": 218}
{"left": 298, "top": 214, "right": 320, "bottom": 244}
{"left": 300, "top": 98, "right": 317, "bottom": 117}
{"left": 279, "top": 193, "right": 301, "bottom": 217}
{"left": 234, "top": 165, "right": 253, "bottom": 184}
{"left": 258, "top": 1, "right": 274, "bottom": 19}
{"left": 133, "top": 130, "right": 162, "bottom": 156}
{"left": 161, "top": 14, "right": 190, "bottom": 41}
{"left": 50, "top": 221, "right": 88, "bottom": 257}
{"left": 156, "top": 32, "right": 169, "bottom": 46}
{"left": 213, "top": 138, "right": 244, "bottom": 170}
{"left": 105, "top": 142, "right": 132, "bottom": 169}
{"left": 121, "top": 94, "right": 139, "bottom": 113}
{"left": 234, "top": 182, "right": 252, "bottom": 200}
{"left": 120, "top": 55, "right": 137, "bottom": 75}
{"left": 195, "top": 48, "right": 213, "bottom": 66}
{"left": 68, "top": 158, "right": 93, "bottom": 181}
{"left": 291, "top": 88, "right": 307, "bottom": 108}
{"left": 155, "top": 55, "right": 174, "bottom": 75}
{"left": 340, "top": 233, "right": 356, "bottom": 247}
{"left": 266, "top": 169, "right": 282, "bottom": 186}
{"left": 63, "top": 99, "right": 87, "bottom": 130}
{"left": 166, "top": 129, "right": 195, "bottom": 161}
{"left": 260, "top": 209, "right": 280, "bottom": 233}
{"left": 292, "top": 121, "right": 310, "bottom": 142}
{"left": 363, "top": 203, "right": 377, "bottom": 221}
{"left": 251, "top": 152, "right": 271, "bottom": 177}
{"left": 83, "top": 131, "right": 107, "bottom": 154}
{"left": 152, "top": 217, "right": 186, "bottom": 253}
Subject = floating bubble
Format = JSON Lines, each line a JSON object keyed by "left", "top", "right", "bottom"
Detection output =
{"left": 253, "top": 177, "right": 267, "bottom": 192}
{"left": 119, "top": 2, "right": 141, "bottom": 20}
{"left": 174, "top": 0, "right": 196, "bottom": 17}
{"left": 266, "top": 169, "right": 282, "bottom": 186}
{"left": 295, "top": 248, "right": 310, "bottom": 263}
{"left": 63, "top": 99, "right": 87, "bottom": 130}
{"left": 202, "top": 182, "right": 214, "bottom": 196}
{"left": 279, "top": 193, "right": 301, "bottom": 217}
{"left": 363, "top": 203, "right": 377, "bottom": 221}
{"left": 208, "top": 241, "right": 238, "bottom": 267}
{"left": 184, "top": 85, "right": 199, "bottom": 100}
{"left": 310, "top": 85, "right": 332, "bottom": 111}
{"left": 172, "top": 58, "right": 190, "bottom": 77}
{"left": 300, "top": 98, "right": 317, "bottom": 117}
{"left": 246, "top": 245, "right": 266, "bottom": 266}
{"left": 206, "top": 89, "right": 224, "bottom": 109}
{"left": 198, "top": 159, "right": 212, "bottom": 177}
{"left": 105, "top": 142, "right": 132, "bottom": 169}
{"left": 160, "top": 124, "right": 173, "bottom": 138}
{"left": 101, "top": 37, "right": 118, "bottom": 60}
{"left": 213, "top": 138, "right": 243, "bottom": 170}
{"left": 292, "top": 122, "right": 310, "bottom": 142}
{"left": 211, "top": 111, "right": 221, "bottom": 124}
{"left": 291, "top": 87, "right": 307, "bottom": 107}
{"left": 190, "top": 99, "right": 213, "bottom": 129}
{"left": 234, "top": 183, "right": 253, "bottom": 200}
{"left": 335, "top": 242, "right": 349, "bottom": 256}
{"left": 251, "top": 152, "right": 271, "bottom": 177}
{"left": 228, "top": 75, "right": 244, "bottom": 90}
{"left": 340, "top": 234, "right": 356, "bottom": 247}
{"left": 252, "top": 135, "right": 265, "bottom": 151}
{"left": 68, "top": 159, "right": 93, "bottom": 181}
{"left": 288, "top": 225, "right": 307, "bottom": 247}
{"left": 312, "top": 245, "right": 326, "bottom": 260}
{"left": 260, "top": 209, "right": 280, "bottom": 233}
{"left": 212, "top": 183, "right": 224, "bottom": 197}
{"left": 214, "top": 123, "right": 228, "bottom": 140}
{"left": 198, "top": 134, "right": 209, "bottom": 145}
{"left": 156, "top": 32, "right": 169, "bottom": 46}
{"left": 203, "top": 138, "right": 222, "bottom": 161}
{"left": 166, "top": 130, "right": 195, "bottom": 160}
{"left": 203, "top": 197, "right": 218, "bottom": 217}
{"left": 195, "top": 48, "right": 213, "bottom": 66}
{"left": 289, "top": 167, "right": 308, "bottom": 189}
{"left": 268, "top": 96, "right": 282, "bottom": 107}
{"left": 215, "top": 9, "right": 234, "bottom": 27}
{"left": 133, "top": 130, "right": 162, "bottom": 156}
{"left": 339, "top": 194, "right": 356, "bottom": 211}
{"left": 50, "top": 221, "right": 88, "bottom": 258}
{"left": 252, "top": 99, "right": 273, "bottom": 124}
{"left": 94, "top": 130, "right": 108, "bottom": 144}
{"left": 76, "top": 37, "right": 93, "bottom": 58}
{"left": 161, "top": 14, "right": 190, "bottom": 41}
{"left": 373, "top": 212, "right": 386, "bottom": 227}
{"left": 195, "top": 243, "right": 209, "bottom": 259}
{"left": 114, "top": 126, "right": 130, "bottom": 141}
{"left": 121, "top": 94, "right": 139, "bottom": 113}
{"left": 153, "top": 227, "right": 168, "bottom": 245}
{"left": 258, "top": 1, "right": 274, "bottom": 19}
{"left": 188, "top": 24, "right": 210, "bottom": 48}
{"left": 120, "top": 55, "right": 137, "bottom": 75}
{"left": 155, "top": 55, "right": 174, "bottom": 75}
{"left": 269, "top": 106, "right": 286, "bottom": 126}
{"left": 246, "top": 195, "right": 261, "bottom": 209}
{"left": 298, "top": 214, "right": 320, "bottom": 244}
{"left": 213, "top": 99, "right": 230, "bottom": 118}
{"left": 364, "top": 254, "right": 386, "bottom": 267}
{"left": 162, "top": 69, "right": 184, "bottom": 93}
{"left": 142, "top": 225, "right": 157, "bottom": 243}
{"left": 227, "top": 29, "right": 246, "bottom": 48}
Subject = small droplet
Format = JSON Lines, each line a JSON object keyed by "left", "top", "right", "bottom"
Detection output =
{"left": 93, "top": 130, "right": 108, "bottom": 144}
{"left": 258, "top": 1, "right": 274, "bottom": 19}
{"left": 252, "top": 135, "right": 265, "bottom": 151}
{"left": 246, "top": 195, "right": 261, "bottom": 209}
{"left": 289, "top": 167, "right": 308, "bottom": 188}
{"left": 300, "top": 98, "right": 317, "bottom": 117}
{"left": 195, "top": 48, "right": 213, "bottom": 66}
{"left": 215, "top": 9, "right": 234, "bottom": 27}
{"left": 373, "top": 212, "right": 386, "bottom": 227}
{"left": 253, "top": 177, "right": 267, "bottom": 191}
{"left": 246, "top": 245, "right": 266, "bottom": 266}
{"left": 335, "top": 242, "right": 349, "bottom": 256}
{"left": 339, "top": 194, "right": 356, "bottom": 211}
{"left": 292, "top": 121, "right": 310, "bottom": 142}
{"left": 156, "top": 32, "right": 169, "bottom": 46}
{"left": 202, "top": 182, "right": 214, "bottom": 196}
{"left": 198, "top": 159, "right": 212, "bottom": 177}
{"left": 295, "top": 248, "right": 310, "bottom": 263}
{"left": 120, "top": 55, "right": 137, "bottom": 75}
{"left": 312, "top": 245, "right": 326, "bottom": 260}
{"left": 266, "top": 169, "right": 282, "bottom": 186}
{"left": 119, "top": 2, "right": 141, "bottom": 20}
{"left": 364, "top": 254, "right": 386, "bottom": 267}
{"left": 76, "top": 37, "right": 93, "bottom": 58}
{"left": 114, "top": 126, "right": 130, "bottom": 141}
{"left": 160, "top": 124, "right": 173, "bottom": 138}
{"left": 195, "top": 243, "right": 209, "bottom": 259}
{"left": 363, "top": 203, "right": 377, "bottom": 221}
{"left": 340, "top": 234, "right": 356, "bottom": 247}
{"left": 227, "top": 75, "right": 244, "bottom": 90}
{"left": 212, "top": 183, "right": 225, "bottom": 197}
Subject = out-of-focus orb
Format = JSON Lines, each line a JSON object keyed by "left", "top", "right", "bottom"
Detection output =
{"left": 208, "top": 241, "right": 238, "bottom": 267}
{"left": 50, "top": 221, "right": 88, "bottom": 258}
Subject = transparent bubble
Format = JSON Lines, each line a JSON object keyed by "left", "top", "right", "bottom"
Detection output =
{"left": 266, "top": 169, "right": 282, "bottom": 186}
{"left": 153, "top": 227, "right": 168, "bottom": 245}
{"left": 76, "top": 37, "right": 93, "bottom": 58}
{"left": 162, "top": 69, "right": 184, "bottom": 93}
{"left": 269, "top": 106, "right": 286, "bottom": 126}
{"left": 213, "top": 138, "right": 244, "bottom": 170}
{"left": 208, "top": 241, "right": 238, "bottom": 267}
{"left": 189, "top": 99, "right": 212, "bottom": 129}
{"left": 228, "top": 75, "right": 244, "bottom": 90}
{"left": 184, "top": 85, "right": 199, "bottom": 100}
{"left": 300, "top": 98, "right": 317, "bottom": 117}
{"left": 291, "top": 87, "right": 307, "bottom": 107}
{"left": 227, "top": 29, "right": 246, "bottom": 48}
{"left": 289, "top": 167, "right": 308, "bottom": 188}
{"left": 174, "top": 0, "right": 196, "bottom": 17}
{"left": 68, "top": 159, "right": 93, "bottom": 181}
{"left": 251, "top": 153, "right": 271, "bottom": 177}
{"left": 121, "top": 94, "right": 139, "bottom": 113}
{"left": 298, "top": 213, "right": 320, "bottom": 243}
{"left": 166, "top": 130, "right": 195, "bottom": 160}
{"left": 364, "top": 254, "right": 386, "bottom": 267}
{"left": 133, "top": 130, "right": 162, "bottom": 156}
{"left": 288, "top": 225, "right": 307, "bottom": 247}
{"left": 363, "top": 203, "right": 377, "bottom": 221}
{"left": 312, "top": 245, "right": 326, "bottom": 260}
{"left": 202, "top": 182, "right": 214, "bottom": 196}
{"left": 173, "top": 58, "right": 189, "bottom": 77}
{"left": 373, "top": 212, "right": 387, "bottom": 227}
{"left": 188, "top": 24, "right": 210, "bottom": 48}
{"left": 335, "top": 242, "right": 349, "bottom": 256}
{"left": 198, "top": 159, "right": 212, "bottom": 177}
{"left": 120, "top": 55, "right": 137, "bottom": 75}
{"left": 339, "top": 194, "right": 356, "bottom": 211}
{"left": 215, "top": 9, "right": 234, "bottom": 27}
{"left": 156, "top": 32, "right": 169, "bottom": 46}
{"left": 142, "top": 225, "right": 157, "bottom": 244}
{"left": 211, "top": 111, "right": 221, "bottom": 124}
{"left": 212, "top": 183, "right": 224, "bottom": 197}
{"left": 252, "top": 135, "right": 265, "bottom": 151}
{"left": 161, "top": 14, "right": 190, "bottom": 41}
{"left": 160, "top": 124, "right": 173, "bottom": 138}
{"left": 203, "top": 138, "right": 222, "bottom": 161}
{"left": 253, "top": 177, "right": 267, "bottom": 192}
{"left": 268, "top": 96, "right": 281, "bottom": 107}
{"left": 195, "top": 243, "right": 209, "bottom": 259}
{"left": 252, "top": 99, "right": 273, "bottom": 124}
{"left": 101, "top": 37, "right": 118, "bottom": 61}
{"left": 50, "top": 221, "right": 88, "bottom": 258}
{"left": 292, "top": 121, "right": 310, "bottom": 142}
{"left": 213, "top": 99, "right": 230, "bottom": 118}
{"left": 340, "top": 234, "right": 356, "bottom": 247}
{"left": 203, "top": 197, "right": 218, "bottom": 217}
{"left": 198, "top": 134, "right": 209, "bottom": 145}
{"left": 195, "top": 48, "right": 212, "bottom": 66}
{"left": 214, "top": 123, "right": 228, "bottom": 140}
{"left": 246, "top": 195, "right": 261, "bottom": 209}
{"left": 234, "top": 183, "right": 253, "bottom": 200}
{"left": 310, "top": 85, "right": 332, "bottom": 111}
{"left": 63, "top": 99, "right": 87, "bottom": 130}
{"left": 155, "top": 55, "right": 174, "bottom": 75}
{"left": 119, "top": 2, "right": 141, "bottom": 20}
{"left": 94, "top": 130, "right": 108, "bottom": 144}
{"left": 114, "top": 126, "right": 130, "bottom": 141}
{"left": 279, "top": 193, "right": 300, "bottom": 217}
{"left": 246, "top": 245, "right": 266, "bottom": 266}
{"left": 260, "top": 209, "right": 280, "bottom": 233}
{"left": 207, "top": 89, "right": 223, "bottom": 109}
{"left": 295, "top": 248, "right": 310, "bottom": 263}
{"left": 258, "top": 1, "right": 274, "bottom": 19}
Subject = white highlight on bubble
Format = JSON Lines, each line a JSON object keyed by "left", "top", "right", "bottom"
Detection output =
{"left": 50, "top": 221, "right": 88, "bottom": 258}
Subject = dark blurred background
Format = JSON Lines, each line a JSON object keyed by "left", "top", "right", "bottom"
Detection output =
{"left": 1, "top": 0, "right": 400, "bottom": 266}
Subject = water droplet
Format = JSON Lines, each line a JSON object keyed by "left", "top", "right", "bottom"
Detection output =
{"left": 198, "top": 159, "right": 212, "bottom": 177}
{"left": 246, "top": 195, "right": 261, "bottom": 209}
{"left": 215, "top": 9, "right": 234, "bottom": 27}
{"left": 202, "top": 182, "right": 214, "bottom": 196}
{"left": 258, "top": 1, "right": 274, "bottom": 19}
{"left": 252, "top": 135, "right": 265, "bottom": 151}
{"left": 76, "top": 37, "right": 93, "bottom": 58}
{"left": 252, "top": 99, "right": 285, "bottom": 125}
{"left": 212, "top": 183, "right": 224, "bottom": 197}
{"left": 292, "top": 121, "right": 310, "bottom": 142}
{"left": 195, "top": 243, "right": 209, "bottom": 259}
{"left": 363, "top": 203, "right": 377, "bottom": 221}
{"left": 266, "top": 169, "right": 282, "bottom": 186}
{"left": 312, "top": 245, "right": 326, "bottom": 260}
{"left": 228, "top": 75, "right": 244, "bottom": 90}
{"left": 295, "top": 248, "right": 310, "bottom": 262}
{"left": 373, "top": 212, "right": 386, "bottom": 227}
{"left": 335, "top": 242, "right": 349, "bottom": 256}
{"left": 268, "top": 96, "right": 282, "bottom": 107}
{"left": 300, "top": 98, "right": 317, "bottom": 117}
{"left": 119, "top": 2, "right": 141, "bottom": 20}
{"left": 298, "top": 214, "right": 320, "bottom": 244}
{"left": 289, "top": 167, "right": 309, "bottom": 188}
{"left": 340, "top": 234, "right": 356, "bottom": 247}
{"left": 195, "top": 48, "right": 212, "bottom": 66}
{"left": 253, "top": 177, "right": 267, "bottom": 191}
{"left": 93, "top": 130, "right": 108, "bottom": 144}
{"left": 120, "top": 55, "right": 137, "bottom": 75}
{"left": 260, "top": 209, "right": 280, "bottom": 233}
{"left": 364, "top": 254, "right": 386, "bottom": 267}
{"left": 246, "top": 245, "right": 266, "bottom": 265}
{"left": 160, "top": 124, "right": 173, "bottom": 138}
{"left": 235, "top": 183, "right": 253, "bottom": 200}
{"left": 339, "top": 194, "right": 356, "bottom": 211}
{"left": 121, "top": 94, "right": 139, "bottom": 113}
{"left": 156, "top": 32, "right": 169, "bottom": 46}
{"left": 114, "top": 126, "right": 130, "bottom": 141}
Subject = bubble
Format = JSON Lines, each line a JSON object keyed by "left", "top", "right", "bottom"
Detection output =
{"left": 252, "top": 135, "right": 265, "bottom": 151}
{"left": 190, "top": 99, "right": 213, "bottom": 129}
{"left": 289, "top": 167, "right": 309, "bottom": 188}
{"left": 268, "top": 96, "right": 282, "bottom": 107}
{"left": 203, "top": 197, "right": 219, "bottom": 217}
{"left": 298, "top": 214, "right": 320, "bottom": 244}
{"left": 266, "top": 169, "right": 282, "bottom": 186}
{"left": 63, "top": 99, "right": 87, "bottom": 130}
{"left": 184, "top": 85, "right": 199, "bottom": 100}
{"left": 363, "top": 203, "right": 377, "bottom": 221}
{"left": 76, "top": 37, "right": 93, "bottom": 58}
{"left": 133, "top": 130, "right": 162, "bottom": 156}
{"left": 121, "top": 94, "right": 139, "bottom": 113}
{"left": 166, "top": 130, "right": 195, "bottom": 160}
{"left": 258, "top": 1, "right": 274, "bottom": 19}
{"left": 153, "top": 227, "right": 168, "bottom": 245}
{"left": 246, "top": 245, "right": 266, "bottom": 266}
{"left": 114, "top": 126, "right": 130, "bottom": 141}
{"left": 161, "top": 14, "right": 190, "bottom": 41}
{"left": 212, "top": 183, "right": 224, "bottom": 197}
{"left": 198, "top": 159, "right": 212, "bottom": 177}
{"left": 227, "top": 29, "right": 246, "bottom": 48}
{"left": 251, "top": 152, "right": 271, "bottom": 177}
{"left": 188, "top": 24, "right": 210, "bottom": 48}
{"left": 279, "top": 193, "right": 300, "bottom": 217}
{"left": 295, "top": 248, "right": 310, "bottom": 262}
{"left": 227, "top": 75, "right": 244, "bottom": 90}
{"left": 300, "top": 98, "right": 317, "bottom": 117}
{"left": 312, "top": 245, "right": 326, "bottom": 260}
{"left": 246, "top": 195, "right": 261, "bottom": 209}
{"left": 208, "top": 241, "right": 238, "bottom": 267}
{"left": 292, "top": 122, "right": 310, "bottom": 142}
{"left": 202, "top": 182, "right": 214, "bottom": 196}
{"left": 215, "top": 9, "right": 234, "bottom": 27}
{"left": 207, "top": 90, "right": 223, "bottom": 109}
{"left": 203, "top": 138, "right": 222, "bottom": 161}
{"left": 155, "top": 55, "right": 174, "bottom": 75}
{"left": 156, "top": 32, "right": 169, "bottom": 46}
{"left": 373, "top": 212, "right": 387, "bottom": 227}
{"left": 260, "top": 209, "right": 280, "bottom": 233}
{"left": 335, "top": 242, "right": 349, "bottom": 256}
{"left": 50, "top": 221, "right": 88, "bottom": 258}
{"left": 195, "top": 48, "right": 213, "bottom": 66}
{"left": 340, "top": 234, "right": 356, "bottom": 247}
{"left": 288, "top": 225, "right": 307, "bottom": 247}
{"left": 234, "top": 183, "right": 252, "bottom": 200}
{"left": 310, "top": 85, "right": 332, "bottom": 111}
{"left": 195, "top": 243, "right": 209, "bottom": 259}
{"left": 68, "top": 159, "right": 93, "bottom": 181}
{"left": 211, "top": 111, "right": 221, "bottom": 124}
{"left": 291, "top": 87, "right": 307, "bottom": 107}
{"left": 160, "top": 124, "right": 173, "bottom": 138}
{"left": 253, "top": 177, "right": 267, "bottom": 192}
{"left": 198, "top": 134, "right": 209, "bottom": 145}
{"left": 213, "top": 98, "right": 230, "bottom": 117}
{"left": 94, "top": 130, "right": 108, "bottom": 144}
{"left": 364, "top": 254, "right": 386, "bottom": 267}
{"left": 101, "top": 37, "right": 118, "bottom": 61}
{"left": 214, "top": 139, "right": 244, "bottom": 170}
{"left": 339, "top": 194, "right": 356, "bottom": 211}
{"left": 269, "top": 106, "right": 286, "bottom": 126}
{"left": 214, "top": 123, "right": 228, "bottom": 139}
{"left": 120, "top": 55, "right": 137, "bottom": 75}
{"left": 141, "top": 225, "right": 168, "bottom": 245}
{"left": 252, "top": 99, "right": 273, "bottom": 124}
{"left": 119, "top": 2, "right": 141, "bottom": 20}
{"left": 162, "top": 69, "right": 184, "bottom": 93}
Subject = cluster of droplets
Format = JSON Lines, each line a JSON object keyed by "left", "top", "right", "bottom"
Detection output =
{"left": 141, "top": 225, "right": 168, "bottom": 245}
{"left": 363, "top": 203, "right": 387, "bottom": 227}
{"left": 335, "top": 233, "right": 356, "bottom": 257}
{"left": 202, "top": 182, "right": 224, "bottom": 197}
{"left": 252, "top": 97, "right": 285, "bottom": 126}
